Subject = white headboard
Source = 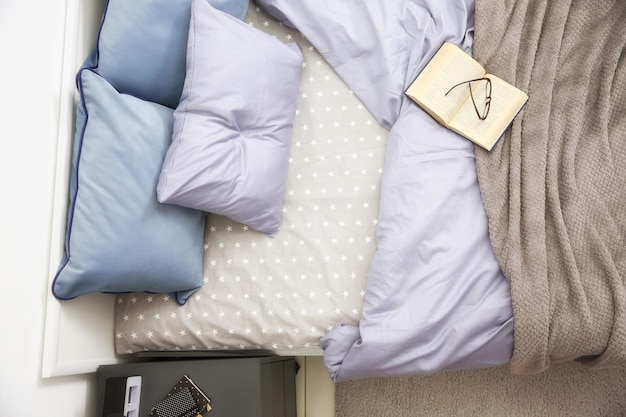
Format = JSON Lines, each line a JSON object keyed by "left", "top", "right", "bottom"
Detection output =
{"left": 41, "top": 0, "right": 115, "bottom": 378}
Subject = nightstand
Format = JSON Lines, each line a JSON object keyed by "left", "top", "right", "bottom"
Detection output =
{"left": 97, "top": 356, "right": 297, "bottom": 417}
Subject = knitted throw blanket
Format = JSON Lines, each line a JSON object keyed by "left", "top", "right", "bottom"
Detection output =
{"left": 472, "top": 0, "right": 626, "bottom": 374}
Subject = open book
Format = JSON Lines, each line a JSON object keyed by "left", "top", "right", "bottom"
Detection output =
{"left": 405, "top": 42, "right": 528, "bottom": 151}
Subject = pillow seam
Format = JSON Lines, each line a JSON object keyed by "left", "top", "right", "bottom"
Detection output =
{"left": 51, "top": 69, "right": 93, "bottom": 300}
{"left": 160, "top": 5, "right": 198, "bottom": 195}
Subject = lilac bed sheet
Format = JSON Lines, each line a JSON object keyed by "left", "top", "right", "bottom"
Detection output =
{"left": 256, "top": 0, "right": 514, "bottom": 381}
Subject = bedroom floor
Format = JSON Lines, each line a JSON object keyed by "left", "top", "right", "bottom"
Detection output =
{"left": 296, "top": 356, "right": 335, "bottom": 416}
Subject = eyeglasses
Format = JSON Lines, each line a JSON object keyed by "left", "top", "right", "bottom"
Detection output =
{"left": 444, "top": 77, "right": 492, "bottom": 120}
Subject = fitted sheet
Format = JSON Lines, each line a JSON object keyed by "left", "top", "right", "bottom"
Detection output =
{"left": 114, "top": 4, "right": 388, "bottom": 355}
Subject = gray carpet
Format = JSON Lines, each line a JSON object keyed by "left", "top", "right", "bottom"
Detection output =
{"left": 336, "top": 363, "right": 626, "bottom": 416}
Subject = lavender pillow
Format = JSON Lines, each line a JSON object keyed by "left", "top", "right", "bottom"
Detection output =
{"left": 156, "top": 0, "right": 302, "bottom": 236}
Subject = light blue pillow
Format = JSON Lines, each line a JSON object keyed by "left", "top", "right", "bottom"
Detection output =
{"left": 52, "top": 69, "right": 205, "bottom": 305}
{"left": 156, "top": 0, "right": 302, "bottom": 236}
{"left": 88, "top": 0, "right": 249, "bottom": 108}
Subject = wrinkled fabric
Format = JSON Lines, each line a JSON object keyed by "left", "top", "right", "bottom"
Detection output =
{"left": 256, "top": 0, "right": 514, "bottom": 381}
{"left": 473, "top": 0, "right": 626, "bottom": 374}
{"left": 157, "top": 0, "right": 302, "bottom": 236}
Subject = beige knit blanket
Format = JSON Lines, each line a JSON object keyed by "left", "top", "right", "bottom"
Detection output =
{"left": 472, "top": 0, "right": 626, "bottom": 374}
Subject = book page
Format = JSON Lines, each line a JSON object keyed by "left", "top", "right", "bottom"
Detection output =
{"left": 405, "top": 43, "right": 485, "bottom": 124}
{"left": 448, "top": 75, "right": 528, "bottom": 150}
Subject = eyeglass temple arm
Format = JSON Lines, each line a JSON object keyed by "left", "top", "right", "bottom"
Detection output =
{"left": 444, "top": 77, "right": 491, "bottom": 96}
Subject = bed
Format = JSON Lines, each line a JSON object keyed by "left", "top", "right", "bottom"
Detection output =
{"left": 51, "top": 0, "right": 626, "bottom": 382}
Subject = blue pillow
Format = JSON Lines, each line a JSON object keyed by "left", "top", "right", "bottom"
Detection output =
{"left": 156, "top": 0, "right": 302, "bottom": 236}
{"left": 52, "top": 69, "right": 205, "bottom": 305}
{"left": 88, "top": 0, "right": 249, "bottom": 108}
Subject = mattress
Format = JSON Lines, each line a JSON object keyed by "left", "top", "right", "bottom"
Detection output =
{"left": 114, "top": 4, "right": 388, "bottom": 355}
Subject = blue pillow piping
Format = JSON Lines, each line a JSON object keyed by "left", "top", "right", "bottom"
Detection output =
{"left": 52, "top": 82, "right": 89, "bottom": 299}
{"left": 52, "top": 69, "right": 98, "bottom": 302}
{"left": 63, "top": 71, "right": 89, "bottom": 257}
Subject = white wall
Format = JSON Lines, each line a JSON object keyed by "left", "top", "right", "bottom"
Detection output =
{"left": 0, "top": 1, "right": 96, "bottom": 415}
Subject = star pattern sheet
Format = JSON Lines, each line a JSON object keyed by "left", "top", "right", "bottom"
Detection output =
{"left": 115, "top": 5, "right": 388, "bottom": 355}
